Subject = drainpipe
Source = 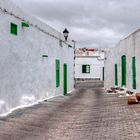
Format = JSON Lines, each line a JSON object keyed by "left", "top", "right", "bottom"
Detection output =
{"left": 72, "top": 40, "right": 76, "bottom": 88}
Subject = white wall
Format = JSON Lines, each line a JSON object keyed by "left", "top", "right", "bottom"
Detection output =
{"left": 104, "top": 30, "right": 140, "bottom": 92}
{"left": 0, "top": 1, "right": 74, "bottom": 114}
{"left": 75, "top": 57, "right": 104, "bottom": 80}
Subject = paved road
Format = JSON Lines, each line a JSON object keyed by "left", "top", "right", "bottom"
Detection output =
{"left": 0, "top": 83, "right": 140, "bottom": 140}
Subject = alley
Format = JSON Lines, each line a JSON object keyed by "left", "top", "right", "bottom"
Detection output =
{"left": 0, "top": 82, "right": 140, "bottom": 140}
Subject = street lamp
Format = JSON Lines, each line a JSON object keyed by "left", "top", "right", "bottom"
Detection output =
{"left": 63, "top": 28, "right": 69, "bottom": 41}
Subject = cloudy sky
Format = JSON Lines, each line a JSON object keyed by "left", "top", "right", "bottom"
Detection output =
{"left": 11, "top": 0, "right": 140, "bottom": 48}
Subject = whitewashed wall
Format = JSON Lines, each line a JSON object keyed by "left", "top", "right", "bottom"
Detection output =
{"left": 0, "top": 0, "right": 74, "bottom": 114}
{"left": 75, "top": 57, "right": 104, "bottom": 80}
{"left": 104, "top": 48, "right": 114, "bottom": 88}
{"left": 104, "top": 30, "right": 140, "bottom": 92}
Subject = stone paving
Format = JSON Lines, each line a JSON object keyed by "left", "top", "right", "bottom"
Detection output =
{"left": 0, "top": 84, "right": 140, "bottom": 139}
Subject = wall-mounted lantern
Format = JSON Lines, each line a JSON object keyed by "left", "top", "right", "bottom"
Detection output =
{"left": 63, "top": 28, "right": 69, "bottom": 41}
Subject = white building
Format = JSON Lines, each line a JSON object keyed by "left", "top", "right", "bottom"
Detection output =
{"left": 75, "top": 48, "right": 105, "bottom": 81}
{"left": 104, "top": 28, "right": 140, "bottom": 92}
{"left": 0, "top": 0, "right": 74, "bottom": 114}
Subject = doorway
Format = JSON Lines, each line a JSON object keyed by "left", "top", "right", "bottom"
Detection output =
{"left": 63, "top": 64, "right": 67, "bottom": 95}
{"left": 121, "top": 55, "right": 126, "bottom": 87}
{"left": 132, "top": 57, "right": 136, "bottom": 89}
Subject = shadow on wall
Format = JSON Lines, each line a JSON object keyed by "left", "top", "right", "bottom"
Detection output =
{"left": 0, "top": 94, "right": 38, "bottom": 115}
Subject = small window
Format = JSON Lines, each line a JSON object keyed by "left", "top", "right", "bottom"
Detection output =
{"left": 22, "top": 22, "right": 29, "bottom": 27}
{"left": 10, "top": 23, "right": 17, "bottom": 35}
{"left": 82, "top": 65, "right": 90, "bottom": 73}
{"left": 56, "top": 59, "right": 60, "bottom": 87}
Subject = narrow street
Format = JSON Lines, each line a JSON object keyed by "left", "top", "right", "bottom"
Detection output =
{"left": 0, "top": 81, "right": 140, "bottom": 140}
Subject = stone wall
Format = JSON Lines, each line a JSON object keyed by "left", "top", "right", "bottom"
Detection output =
{"left": 104, "top": 29, "right": 140, "bottom": 92}
{"left": 0, "top": 0, "right": 74, "bottom": 114}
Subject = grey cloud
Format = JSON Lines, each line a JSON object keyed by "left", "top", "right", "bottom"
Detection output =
{"left": 12, "top": 0, "right": 140, "bottom": 48}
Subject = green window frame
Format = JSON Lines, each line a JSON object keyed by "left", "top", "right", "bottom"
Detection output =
{"left": 132, "top": 57, "right": 136, "bottom": 89}
{"left": 115, "top": 64, "right": 118, "bottom": 86}
{"left": 56, "top": 59, "right": 60, "bottom": 87}
{"left": 82, "top": 65, "right": 90, "bottom": 73}
{"left": 22, "top": 21, "right": 29, "bottom": 27}
{"left": 10, "top": 23, "right": 17, "bottom": 35}
{"left": 121, "top": 55, "right": 126, "bottom": 86}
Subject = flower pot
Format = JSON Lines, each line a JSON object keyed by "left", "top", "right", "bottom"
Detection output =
{"left": 128, "top": 96, "right": 138, "bottom": 105}
{"left": 136, "top": 93, "right": 140, "bottom": 101}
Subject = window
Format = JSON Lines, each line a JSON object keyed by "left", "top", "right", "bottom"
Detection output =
{"left": 82, "top": 65, "right": 90, "bottom": 73}
{"left": 10, "top": 23, "right": 17, "bottom": 35}
{"left": 56, "top": 59, "right": 60, "bottom": 87}
{"left": 22, "top": 22, "right": 29, "bottom": 27}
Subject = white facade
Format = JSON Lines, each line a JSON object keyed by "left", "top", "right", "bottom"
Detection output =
{"left": 75, "top": 48, "right": 105, "bottom": 80}
{"left": 0, "top": 0, "right": 74, "bottom": 114}
{"left": 104, "top": 29, "right": 140, "bottom": 92}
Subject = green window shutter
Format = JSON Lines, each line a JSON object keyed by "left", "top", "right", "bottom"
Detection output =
{"left": 115, "top": 64, "right": 118, "bottom": 86}
{"left": 132, "top": 57, "right": 136, "bottom": 89}
{"left": 82, "top": 65, "right": 86, "bottom": 73}
{"left": 121, "top": 55, "right": 126, "bottom": 86}
{"left": 10, "top": 23, "right": 17, "bottom": 35}
{"left": 56, "top": 59, "right": 60, "bottom": 87}
{"left": 22, "top": 22, "right": 29, "bottom": 27}
{"left": 82, "top": 65, "right": 90, "bottom": 73}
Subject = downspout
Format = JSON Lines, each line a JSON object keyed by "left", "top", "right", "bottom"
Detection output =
{"left": 72, "top": 40, "right": 76, "bottom": 88}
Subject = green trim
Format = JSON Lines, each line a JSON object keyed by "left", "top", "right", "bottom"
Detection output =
{"left": 56, "top": 60, "right": 60, "bottom": 87}
{"left": 82, "top": 65, "right": 90, "bottom": 73}
{"left": 22, "top": 22, "right": 29, "bottom": 27}
{"left": 121, "top": 55, "right": 126, "bottom": 86}
{"left": 63, "top": 64, "right": 67, "bottom": 95}
{"left": 42, "top": 55, "right": 48, "bottom": 58}
{"left": 115, "top": 64, "right": 118, "bottom": 86}
{"left": 10, "top": 23, "right": 17, "bottom": 35}
{"left": 68, "top": 45, "right": 72, "bottom": 48}
{"left": 132, "top": 57, "right": 136, "bottom": 89}
{"left": 103, "top": 67, "right": 104, "bottom": 81}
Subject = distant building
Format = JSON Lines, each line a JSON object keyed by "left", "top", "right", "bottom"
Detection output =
{"left": 0, "top": 0, "right": 74, "bottom": 114}
{"left": 75, "top": 48, "right": 105, "bottom": 81}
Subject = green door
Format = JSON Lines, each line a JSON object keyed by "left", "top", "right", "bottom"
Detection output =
{"left": 132, "top": 57, "right": 136, "bottom": 89}
{"left": 63, "top": 64, "right": 67, "bottom": 95}
{"left": 121, "top": 55, "right": 126, "bottom": 86}
{"left": 56, "top": 59, "right": 60, "bottom": 87}
{"left": 115, "top": 64, "right": 118, "bottom": 86}
{"left": 102, "top": 67, "right": 104, "bottom": 81}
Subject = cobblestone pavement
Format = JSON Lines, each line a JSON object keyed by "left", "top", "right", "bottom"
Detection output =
{"left": 0, "top": 86, "right": 140, "bottom": 139}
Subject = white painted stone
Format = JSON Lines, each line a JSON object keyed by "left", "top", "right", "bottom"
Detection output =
{"left": 0, "top": 0, "right": 74, "bottom": 114}
{"left": 75, "top": 49, "right": 105, "bottom": 80}
{"left": 104, "top": 29, "right": 140, "bottom": 92}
